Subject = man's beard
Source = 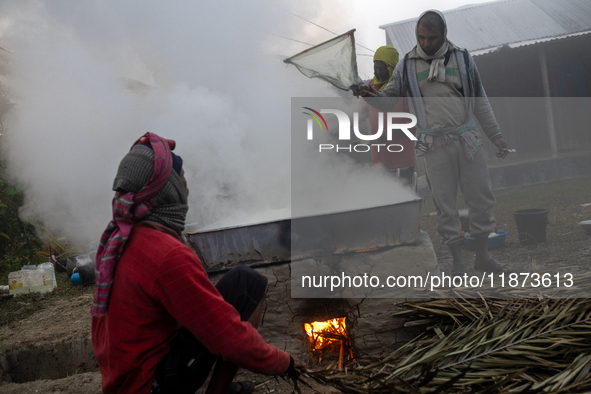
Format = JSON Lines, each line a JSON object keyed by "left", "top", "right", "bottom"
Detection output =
{"left": 421, "top": 47, "right": 436, "bottom": 56}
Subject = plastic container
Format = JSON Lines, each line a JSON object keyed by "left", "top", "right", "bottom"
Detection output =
{"left": 464, "top": 231, "right": 507, "bottom": 250}
{"left": 70, "top": 254, "right": 95, "bottom": 286}
{"left": 513, "top": 209, "right": 549, "bottom": 245}
{"left": 38, "top": 262, "right": 57, "bottom": 288}
{"left": 8, "top": 265, "right": 54, "bottom": 295}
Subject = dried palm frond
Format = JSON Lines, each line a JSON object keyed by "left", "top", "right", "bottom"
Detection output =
{"left": 300, "top": 293, "right": 591, "bottom": 393}
{"left": 35, "top": 224, "right": 76, "bottom": 260}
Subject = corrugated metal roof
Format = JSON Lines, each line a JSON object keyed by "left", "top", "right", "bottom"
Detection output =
{"left": 379, "top": 0, "right": 591, "bottom": 56}
{"left": 470, "top": 30, "right": 591, "bottom": 56}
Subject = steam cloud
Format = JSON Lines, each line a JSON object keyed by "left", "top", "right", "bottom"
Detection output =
{"left": 0, "top": 0, "right": 415, "bottom": 251}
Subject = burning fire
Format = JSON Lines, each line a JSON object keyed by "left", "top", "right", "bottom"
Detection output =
{"left": 304, "top": 317, "right": 352, "bottom": 366}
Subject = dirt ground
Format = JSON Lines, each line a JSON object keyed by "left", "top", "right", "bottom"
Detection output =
{"left": 0, "top": 177, "right": 590, "bottom": 393}
{"left": 0, "top": 372, "right": 103, "bottom": 394}
{"left": 421, "top": 177, "right": 591, "bottom": 278}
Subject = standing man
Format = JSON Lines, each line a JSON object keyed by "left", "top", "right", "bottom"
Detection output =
{"left": 355, "top": 10, "right": 510, "bottom": 275}
{"left": 91, "top": 133, "right": 303, "bottom": 394}
{"left": 367, "top": 45, "right": 416, "bottom": 187}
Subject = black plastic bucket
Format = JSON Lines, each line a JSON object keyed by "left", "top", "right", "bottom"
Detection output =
{"left": 513, "top": 209, "right": 549, "bottom": 245}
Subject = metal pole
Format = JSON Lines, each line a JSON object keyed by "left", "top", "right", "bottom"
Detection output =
{"left": 539, "top": 45, "right": 558, "bottom": 158}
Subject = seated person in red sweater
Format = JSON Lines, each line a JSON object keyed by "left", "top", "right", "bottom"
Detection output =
{"left": 91, "top": 133, "right": 303, "bottom": 394}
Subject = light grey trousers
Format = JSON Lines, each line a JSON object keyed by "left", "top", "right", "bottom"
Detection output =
{"left": 424, "top": 138, "right": 496, "bottom": 245}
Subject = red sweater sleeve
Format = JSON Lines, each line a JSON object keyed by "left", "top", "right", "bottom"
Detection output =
{"left": 150, "top": 245, "right": 291, "bottom": 375}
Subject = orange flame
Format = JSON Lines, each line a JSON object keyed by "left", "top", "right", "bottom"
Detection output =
{"left": 304, "top": 317, "right": 348, "bottom": 353}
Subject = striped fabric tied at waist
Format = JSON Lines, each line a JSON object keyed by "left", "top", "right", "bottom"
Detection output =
{"left": 417, "top": 117, "right": 482, "bottom": 160}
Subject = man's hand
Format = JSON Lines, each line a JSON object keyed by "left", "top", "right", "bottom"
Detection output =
{"left": 493, "top": 137, "right": 509, "bottom": 159}
{"left": 285, "top": 355, "right": 306, "bottom": 385}
{"left": 286, "top": 355, "right": 306, "bottom": 375}
{"left": 284, "top": 355, "right": 306, "bottom": 394}
{"left": 292, "top": 355, "right": 306, "bottom": 370}
{"left": 352, "top": 84, "right": 375, "bottom": 98}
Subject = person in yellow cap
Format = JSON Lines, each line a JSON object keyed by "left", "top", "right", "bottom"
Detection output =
{"left": 369, "top": 46, "right": 399, "bottom": 91}
{"left": 367, "top": 46, "right": 416, "bottom": 186}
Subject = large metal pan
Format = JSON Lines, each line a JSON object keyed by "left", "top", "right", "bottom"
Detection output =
{"left": 186, "top": 198, "right": 422, "bottom": 272}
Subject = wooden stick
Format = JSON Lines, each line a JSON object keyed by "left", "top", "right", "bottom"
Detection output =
{"left": 338, "top": 340, "right": 345, "bottom": 369}
{"left": 355, "top": 90, "right": 377, "bottom": 98}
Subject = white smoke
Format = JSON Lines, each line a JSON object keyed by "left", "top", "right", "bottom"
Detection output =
{"left": 0, "top": 0, "right": 415, "bottom": 250}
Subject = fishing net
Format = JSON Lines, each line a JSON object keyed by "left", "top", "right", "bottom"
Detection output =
{"left": 284, "top": 30, "right": 363, "bottom": 91}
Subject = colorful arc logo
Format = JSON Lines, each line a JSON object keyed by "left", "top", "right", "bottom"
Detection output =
{"left": 302, "top": 107, "right": 328, "bottom": 132}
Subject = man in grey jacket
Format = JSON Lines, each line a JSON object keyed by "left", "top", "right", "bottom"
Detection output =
{"left": 355, "top": 10, "right": 510, "bottom": 275}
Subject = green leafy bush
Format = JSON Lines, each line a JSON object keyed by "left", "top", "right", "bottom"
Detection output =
{"left": 0, "top": 177, "right": 43, "bottom": 273}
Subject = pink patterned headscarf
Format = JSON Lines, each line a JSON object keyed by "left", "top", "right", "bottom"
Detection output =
{"left": 91, "top": 132, "right": 173, "bottom": 317}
